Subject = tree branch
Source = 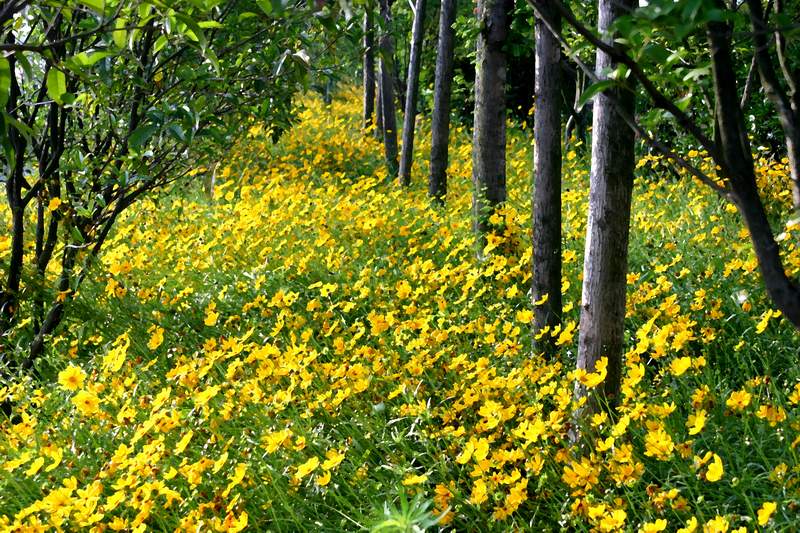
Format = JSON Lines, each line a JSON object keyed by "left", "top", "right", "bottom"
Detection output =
{"left": 531, "top": 1, "right": 733, "bottom": 201}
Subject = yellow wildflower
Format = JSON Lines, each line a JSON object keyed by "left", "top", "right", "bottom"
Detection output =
{"left": 57, "top": 365, "right": 86, "bottom": 391}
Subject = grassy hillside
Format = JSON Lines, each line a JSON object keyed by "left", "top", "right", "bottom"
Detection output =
{"left": 1, "top": 90, "right": 799, "bottom": 532}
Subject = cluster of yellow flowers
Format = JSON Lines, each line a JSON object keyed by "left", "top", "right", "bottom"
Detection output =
{"left": 1, "top": 90, "right": 799, "bottom": 531}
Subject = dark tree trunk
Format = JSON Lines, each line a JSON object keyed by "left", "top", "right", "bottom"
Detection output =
{"left": 363, "top": 9, "right": 376, "bottom": 131}
{"left": 575, "top": 0, "right": 637, "bottom": 413}
{"left": 532, "top": 2, "right": 562, "bottom": 356}
{"left": 429, "top": 0, "right": 457, "bottom": 203}
{"left": 398, "top": 0, "right": 427, "bottom": 186}
{"left": 472, "top": 0, "right": 513, "bottom": 253}
{"left": 0, "top": 57, "right": 28, "bottom": 345}
{"left": 708, "top": 15, "right": 800, "bottom": 328}
{"left": 379, "top": 0, "right": 399, "bottom": 178}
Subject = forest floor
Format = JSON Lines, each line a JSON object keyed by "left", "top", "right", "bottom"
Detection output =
{"left": 2, "top": 90, "right": 800, "bottom": 531}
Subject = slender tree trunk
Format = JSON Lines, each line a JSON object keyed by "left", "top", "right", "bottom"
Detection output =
{"left": 472, "top": 0, "right": 513, "bottom": 254}
{"left": 740, "top": 53, "right": 758, "bottom": 111}
{"left": 575, "top": 0, "right": 637, "bottom": 413}
{"left": 363, "top": 9, "right": 376, "bottom": 131}
{"left": 0, "top": 60, "right": 27, "bottom": 344}
{"left": 398, "top": 0, "right": 427, "bottom": 186}
{"left": 379, "top": 0, "right": 399, "bottom": 178}
{"left": 532, "top": 2, "right": 562, "bottom": 356}
{"left": 376, "top": 79, "right": 384, "bottom": 139}
{"left": 708, "top": 15, "right": 800, "bottom": 328}
{"left": 429, "top": 0, "right": 457, "bottom": 203}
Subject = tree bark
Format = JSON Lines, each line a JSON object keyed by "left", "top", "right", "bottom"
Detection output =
{"left": 0, "top": 56, "right": 28, "bottom": 344}
{"left": 398, "top": 0, "right": 427, "bottom": 186}
{"left": 376, "top": 78, "right": 384, "bottom": 139}
{"left": 575, "top": 0, "right": 637, "bottom": 413}
{"left": 379, "top": 0, "right": 399, "bottom": 178}
{"left": 532, "top": 2, "right": 562, "bottom": 356}
{"left": 363, "top": 9, "right": 376, "bottom": 131}
{"left": 472, "top": 0, "right": 513, "bottom": 253}
{"left": 429, "top": 0, "right": 457, "bottom": 203}
{"left": 708, "top": 15, "right": 800, "bottom": 329}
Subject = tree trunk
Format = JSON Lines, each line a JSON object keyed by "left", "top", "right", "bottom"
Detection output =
{"left": 532, "top": 2, "right": 563, "bottom": 356}
{"left": 376, "top": 79, "right": 384, "bottom": 139}
{"left": 398, "top": 0, "right": 427, "bottom": 186}
{"left": 363, "top": 9, "right": 376, "bottom": 131}
{"left": 379, "top": 0, "right": 399, "bottom": 178}
{"left": 707, "top": 15, "right": 800, "bottom": 328}
{"left": 575, "top": 0, "right": 637, "bottom": 413}
{"left": 472, "top": 0, "right": 513, "bottom": 253}
{"left": 428, "top": 0, "right": 457, "bottom": 203}
{"left": 0, "top": 59, "right": 27, "bottom": 345}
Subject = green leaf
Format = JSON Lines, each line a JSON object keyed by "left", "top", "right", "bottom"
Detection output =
{"left": 16, "top": 53, "right": 33, "bottom": 81}
{"left": 676, "top": 93, "right": 693, "bottom": 112}
{"left": 576, "top": 80, "right": 617, "bottom": 110}
{"left": 70, "top": 226, "right": 85, "bottom": 244}
{"left": 78, "top": 0, "right": 109, "bottom": 14}
{"left": 271, "top": 0, "right": 285, "bottom": 14}
{"left": 204, "top": 48, "right": 220, "bottom": 73}
{"left": 0, "top": 57, "right": 10, "bottom": 109}
{"left": 683, "top": 66, "right": 710, "bottom": 82}
{"left": 198, "top": 21, "right": 224, "bottom": 29}
{"left": 113, "top": 16, "right": 128, "bottom": 49}
{"left": 175, "top": 13, "right": 207, "bottom": 47}
{"left": 128, "top": 123, "right": 158, "bottom": 149}
{"left": 46, "top": 69, "right": 68, "bottom": 105}
{"left": 167, "top": 123, "right": 186, "bottom": 142}
{"left": 640, "top": 43, "right": 670, "bottom": 64}
{"left": 256, "top": 0, "right": 272, "bottom": 15}
{"left": 69, "top": 51, "right": 113, "bottom": 69}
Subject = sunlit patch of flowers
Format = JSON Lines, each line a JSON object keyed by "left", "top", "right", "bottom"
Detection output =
{"left": 1, "top": 89, "right": 799, "bottom": 530}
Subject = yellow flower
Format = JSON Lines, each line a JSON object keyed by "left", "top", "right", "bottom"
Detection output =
{"left": 402, "top": 473, "right": 428, "bottom": 486}
{"left": 321, "top": 448, "right": 345, "bottom": 471}
{"left": 315, "top": 470, "right": 331, "bottom": 486}
{"left": 644, "top": 426, "right": 674, "bottom": 460}
{"left": 705, "top": 453, "right": 723, "bottom": 482}
{"left": 757, "top": 501, "right": 777, "bottom": 526}
{"left": 148, "top": 326, "right": 165, "bottom": 350}
{"left": 45, "top": 447, "right": 63, "bottom": 472}
{"left": 470, "top": 478, "right": 488, "bottom": 505}
{"left": 220, "top": 511, "right": 248, "bottom": 533}
{"left": 669, "top": 356, "right": 692, "bottom": 376}
{"left": 676, "top": 517, "right": 698, "bottom": 533}
{"left": 48, "top": 197, "right": 62, "bottom": 212}
{"left": 58, "top": 365, "right": 86, "bottom": 391}
{"left": 702, "top": 515, "right": 729, "bottom": 533}
{"left": 25, "top": 456, "right": 45, "bottom": 477}
{"left": 102, "top": 332, "right": 130, "bottom": 373}
{"left": 72, "top": 390, "right": 100, "bottom": 416}
{"left": 726, "top": 390, "right": 751, "bottom": 411}
{"left": 175, "top": 430, "right": 193, "bottom": 454}
{"left": 641, "top": 519, "right": 667, "bottom": 532}
{"left": 222, "top": 463, "right": 247, "bottom": 497}
{"left": 456, "top": 440, "right": 474, "bottom": 464}
{"left": 205, "top": 308, "right": 219, "bottom": 326}
{"left": 193, "top": 385, "right": 220, "bottom": 407}
{"left": 598, "top": 508, "right": 626, "bottom": 532}
{"left": 295, "top": 456, "right": 319, "bottom": 481}
{"left": 687, "top": 409, "right": 706, "bottom": 435}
